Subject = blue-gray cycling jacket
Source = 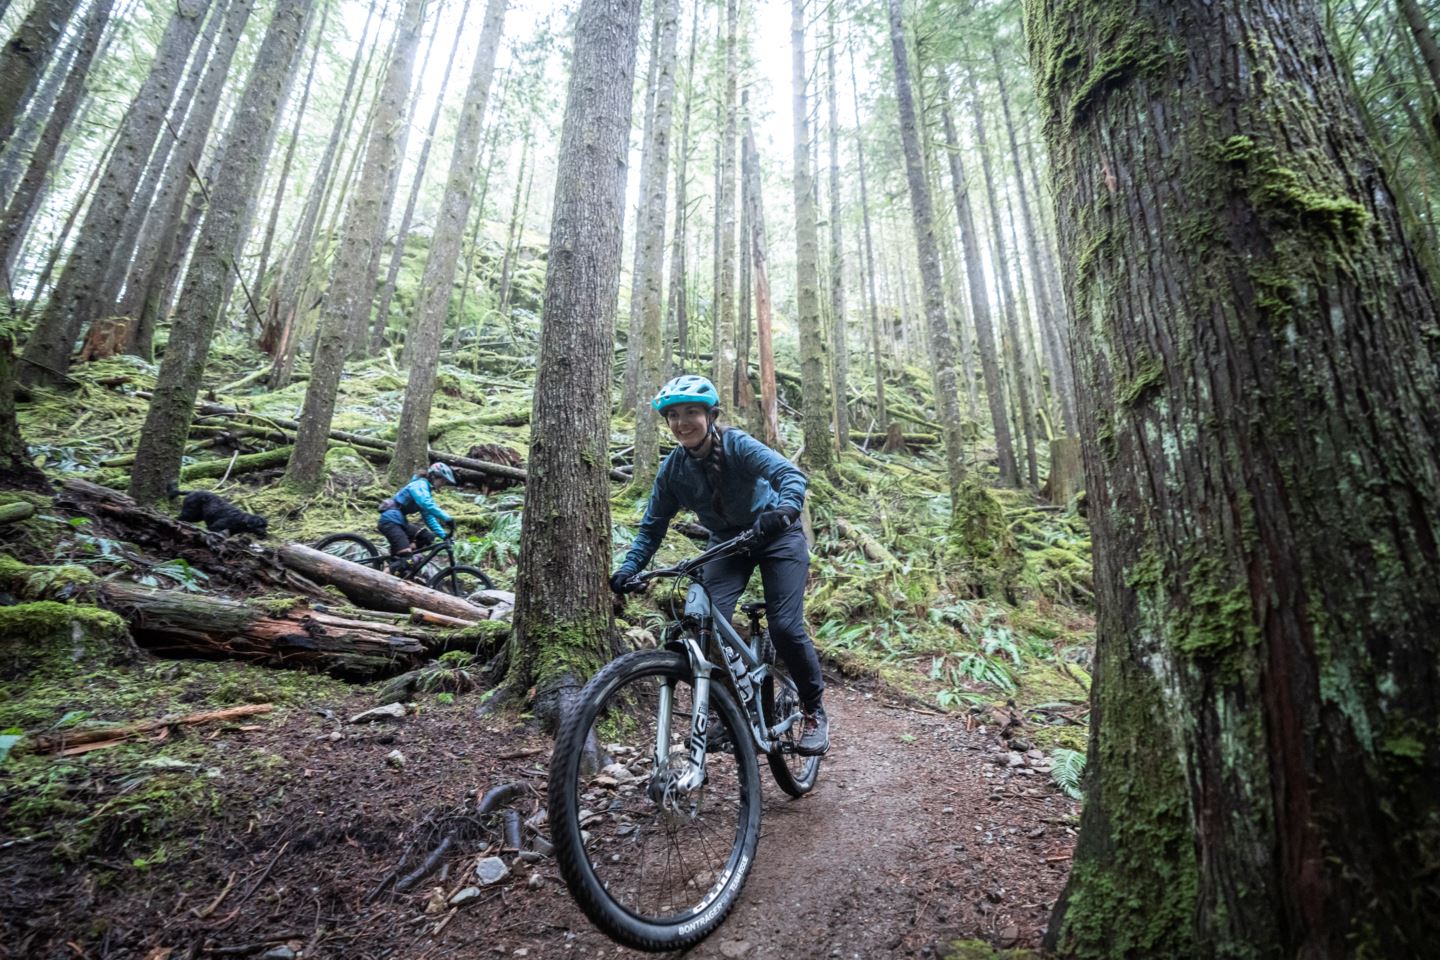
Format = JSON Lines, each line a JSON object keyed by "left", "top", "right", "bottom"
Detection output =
{"left": 621, "top": 427, "right": 807, "bottom": 574}
{"left": 379, "top": 476, "right": 453, "bottom": 538}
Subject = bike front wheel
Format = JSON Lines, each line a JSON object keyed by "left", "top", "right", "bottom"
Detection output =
{"left": 548, "top": 649, "right": 762, "bottom": 952}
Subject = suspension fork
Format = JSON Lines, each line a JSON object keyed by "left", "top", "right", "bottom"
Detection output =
{"left": 654, "top": 622, "right": 717, "bottom": 795}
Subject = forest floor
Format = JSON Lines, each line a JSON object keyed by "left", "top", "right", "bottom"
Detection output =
{"left": 3, "top": 343, "right": 1091, "bottom": 959}
{"left": 2, "top": 664, "right": 1076, "bottom": 960}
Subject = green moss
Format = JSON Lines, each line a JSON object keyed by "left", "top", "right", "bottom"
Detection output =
{"left": 452, "top": 618, "right": 511, "bottom": 645}
{"left": 1115, "top": 353, "right": 1164, "bottom": 408}
{"left": 528, "top": 615, "right": 611, "bottom": 688}
{"left": 0, "top": 601, "right": 125, "bottom": 646}
{"left": 947, "top": 478, "right": 1023, "bottom": 597}
{"left": 0, "top": 553, "right": 98, "bottom": 599}
{"left": 938, "top": 939, "right": 1038, "bottom": 960}
{"left": 1217, "top": 135, "right": 1370, "bottom": 243}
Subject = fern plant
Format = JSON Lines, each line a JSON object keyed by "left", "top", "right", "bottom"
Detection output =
{"left": 1051, "top": 748, "right": 1086, "bottom": 799}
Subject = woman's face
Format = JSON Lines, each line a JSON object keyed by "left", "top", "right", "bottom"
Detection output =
{"left": 664, "top": 403, "right": 712, "bottom": 449}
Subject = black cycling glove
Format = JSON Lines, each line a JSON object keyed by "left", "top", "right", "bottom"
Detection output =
{"left": 752, "top": 506, "right": 799, "bottom": 542}
{"left": 609, "top": 567, "right": 643, "bottom": 594}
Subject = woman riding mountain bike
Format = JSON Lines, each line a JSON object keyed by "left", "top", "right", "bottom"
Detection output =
{"left": 378, "top": 462, "right": 458, "bottom": 564}
{"left": 611, "top": 373, "right": 829, "bottom": 756}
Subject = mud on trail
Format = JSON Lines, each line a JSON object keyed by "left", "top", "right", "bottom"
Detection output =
{"left": 2, "top": 677, "right": 1076, "bottom": 960}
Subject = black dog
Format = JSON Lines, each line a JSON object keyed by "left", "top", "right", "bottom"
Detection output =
{"left": 167, "top": 483, "right": 269, "bottom": 538}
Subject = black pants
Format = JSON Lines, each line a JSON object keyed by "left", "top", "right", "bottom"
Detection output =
{"left": 700, "top": 523, "right": 825, "bottom": 710}
{"left": 378, "top": 518, "right": 433, "bottom": 555}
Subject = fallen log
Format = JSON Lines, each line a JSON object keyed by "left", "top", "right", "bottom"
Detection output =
{"left": 278, "top": 543, "right": 489, "bottom": 621}
{"left": 0, "top": 501, "right": 35, "bottom": 523}
{"left": 24, "top": 704, "right": 274, "bottom": 755}
{"left": 98, "top": 579, "right": 431, "bottom": 678}
{"left": 178, "top": 446, "right": 293, "bottom": 481}
{"left": 56, "top": 479, "right": 330, "bottom": 598}
{"left": 833, "top": 517, "right": 899, "bottom": 569}
{"left": 849, "top": 430, "right": 938, "bottom": 447}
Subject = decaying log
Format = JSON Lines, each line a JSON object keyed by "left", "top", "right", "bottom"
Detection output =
{"left": 23, "top": 704, "right": 274, "bottom": 755}
{"left": 277, "top": 543, "right": 488, "bottom": 621}
{"left": 56, "top": 479, "right": 330, "bottom": 597}
{"left": 0, "top": 500, "right": 35, "bottom": 523}
{"left": 833, "top": 517, "right": 899, "bottom": 568}
{"left": 178, "top": 446, "right": 294, "bottom": 481}
{"left": 98, "top": 579, "right": 430, "bottom": 678}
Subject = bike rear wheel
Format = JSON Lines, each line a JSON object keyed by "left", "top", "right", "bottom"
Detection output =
{"left": 428, "top": 563, "right": 494, "bottom": 596}
{"left": 762, "top": 664, "right": 821, "bottom": 797}
{"left": 549, "top": 649, "right": 761, "bottom": 952}
{"left": 314, "top": 532, "right": 379, "bottom": 564}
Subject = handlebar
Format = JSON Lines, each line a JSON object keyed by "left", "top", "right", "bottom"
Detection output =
{"left": 623, "top": 529, "right": 759, "bottom": 591}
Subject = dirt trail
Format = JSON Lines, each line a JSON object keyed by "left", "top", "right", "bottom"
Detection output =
{"left": 2, "top": 680, "right": 1076, "bottom": 960}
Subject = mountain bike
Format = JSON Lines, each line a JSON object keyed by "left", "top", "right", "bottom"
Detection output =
{"left": 313, "top": 530, "right": 494, "bottom": 596}
{"left": 548, "top": 529, "right": 822, "bottom": 952}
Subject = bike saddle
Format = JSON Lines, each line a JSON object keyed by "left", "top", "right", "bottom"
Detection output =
{"left": 741, "top": 602, "right": 767, "bottom": 617}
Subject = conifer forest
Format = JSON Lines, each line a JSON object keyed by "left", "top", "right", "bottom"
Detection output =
{"left": 0, "top": 0, "right": 1437, "bottom": 956}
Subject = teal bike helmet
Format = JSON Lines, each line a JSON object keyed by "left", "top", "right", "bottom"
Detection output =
{"left": 427, "top": 462, "right": 457, "bottom": 485}
{"left": 652, "top": 374, "right": 719, "bottom": 413}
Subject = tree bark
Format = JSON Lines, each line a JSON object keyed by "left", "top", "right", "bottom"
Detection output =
{"left": 632, "top": 0, "right": 679, "bottom": 491}
{"left": 621, "top": 10, "right": 660, "bottom": 411}
{"left": 372, "top": 0, "right": 474, "bottom": 353}
{"left": 19, "top": 0, "right": 211, "bottom": 387}
{"left": 940, "top": 85, "right": 1019, "bottom": 486}
{"left": 0, "top": 5, "right": 77, "bottom": 207}
{"left": 128, "top": 0, "right": 311, "bottom": 505}
{"left": 792, "top": 0, "right": 831, "bottom": 472}
{"left": 120, "top": 0, "right": 255, "bottom": 360}
{"left": 0, "top": 333, "right": 45, "bottom": 489}
{"left": 0, "top": 0, "right": 82, "bottom": 147}
{"left": 662, "top": 2, "right": 698, "bottom": 381}
{"left": 743, "top": 114, "right": 780, "bottom": 450}
{"left": 0, "top": 0, "right": 110, "bottom": 286}
{"left": 885, "top": 0, "right": 966, "bottom": 502}
{"left": 285, "top": 0, "right": 426, "bottom": 491}
{"left": 826, "top": 6, "right": 849, "bottom": 452}
{"left": 714, "top": 0, "right": 739, "bottom": 409}
{"left": 847, "top": 35, "right": 887, "bottom": 436}
{"left": 388, "top": 0, "right": 507, "bottom": 485}
{"left": 506, "top": 0, "right": 641, "bottom": 731}
{"left": 1027, "top": 1, "right": 1440, "bottom": 954}
{"left": 1397, "top": 0, "right": 1440, "bottom": 116}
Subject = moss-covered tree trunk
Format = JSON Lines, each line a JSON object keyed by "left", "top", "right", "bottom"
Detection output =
{"left": 129, "top": 0, "right": 311, "bottom": 506}
{"left": 825, "top": 6, "right": 849, "bottom": 453}
{"left": 285, "top": 0, "right": 425, "bottom": 490}
{"left": 714, "top": 0, "right": 739, "bottom": 410}
{"left": 505, "top": 0, "right": 641, "bottom": 731}
{"left": 388, "top": 0, "right": 506, "bottom": 486}
{"left": 0, "top": 335, "right": 45, "bottom": 490}
{"left": 1027, "top": 1, "right": 1440, "bottom": 955}
{"left": 848, "top": 38, "right": 888, "bottom": 438}
{"left": 792, "top": 0, "right": 832, "bottom": 473}
{"left": 0, "top": 0, "right": 82, "bottom": 147}
{"left": 633, "top": 0, "right": 680, "bottom": 491}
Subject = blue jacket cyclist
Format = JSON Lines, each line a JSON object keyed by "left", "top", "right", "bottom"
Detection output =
{"left": 610, "top": 374, "right": 829, "bottom": 756}
{"left": 379, "top": 462, "right": 457, "bottom": 557}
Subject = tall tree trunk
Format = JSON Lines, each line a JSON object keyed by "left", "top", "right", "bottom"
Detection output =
{"left": 247, "top": 0, "right": 331, "bottom": 332}
{"left": 285, "top": 0, "right": 425, "bottom": 491}
{"left": 993, "top": 42, "right": 1075, "bottom": 435}
{"left": 0, "top": 0, "right": 110, "bottom": 286}
{"left": 1397, "top": 0, "right": 1440, "bottom": 119}
{"left": 262, "top": 0, "right": 381, "bottom": 387}
{"left": 129, "top": 0, "right": 312, "bottom": 505}
{"left": 632, "top": 0, "right": 679, "bottom": 492}
{"left": 493, "top": 128, "right": 532, "bottom": 325}
{"left": 968, "top": 64, "right": 1038, "bottom": 487}
{"left": 0, "top": 334, "right": 45, "bottom": 489}
{"left": 97, "top": 0, "right": 226, "bottom": 318}
{"left": 792, "top": 0, "right": 831, "bottom": 472}
{"left": 662, "top": 0, "right": 699, "bottom": 380}
{"left": 743, "top": 111, "right": 779, "bottom": 449}
{"left": 1027, "top": 1, "right": 1440, "bottom": 954}
{"left": 847, "top": 34, "right": 887, "bottom": 435}
{"left": 505, "top": 0, "right": 641, "bottom": 730}
{"left": 373, "top": 0, "right": 472, "bottom": 353}
{"left": 454, "top": 66, "right": 512, "bottom": 336}
{"left": 735, "top": 89, "right": 755, "bottom": 425}
{"left": 714, "top": 0, "right": 739, "bottom": 408}
{"left": 0, "top": 0, "right": 82, "bottom": 147}
{"left": 19, "top": 0, "right": 210, "bottom": 386}
{"left": 120, "top": 0, "right": 255, "bottom": 359}
{"left": 940, "top": 85, "right": 1019, "bottom": 486}
{"left": 826, "top": 5, "right": 849, "bottom": 452}
{"left": 885, "top": 0, "right": 966, "bottom": 500}
{"left": 0, "top": 9, "right": 78, "bottom": 208}
{"left": 621, "top": 9, "right": 660, "bottom": 410}
{"left": 387, "top": 0, "right": 506, "bottom": 485}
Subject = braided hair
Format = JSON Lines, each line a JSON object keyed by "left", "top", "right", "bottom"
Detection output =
{"left": 702, "top": 419, "right": 730, "bottom": 521}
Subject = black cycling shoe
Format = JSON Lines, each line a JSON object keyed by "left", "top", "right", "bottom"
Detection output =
{"left": 797, "top": 706, "right": 829, "bottom": 756}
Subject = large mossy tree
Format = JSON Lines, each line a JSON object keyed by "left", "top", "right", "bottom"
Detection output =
{"left": 1026, "top": 0, "right": 1440, "bottom": 955}
{"left": 504, "top": 0, "right": 642, "bottom": 729}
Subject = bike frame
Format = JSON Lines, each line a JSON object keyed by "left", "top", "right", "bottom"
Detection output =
{"left": 637, "top": 534, "right": 805, "bottom": 793}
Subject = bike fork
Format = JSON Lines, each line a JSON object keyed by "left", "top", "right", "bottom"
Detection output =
{"left": 653, "top": 631, "right": 716, "bottom": 795}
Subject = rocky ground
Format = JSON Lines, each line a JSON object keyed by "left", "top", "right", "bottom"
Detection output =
{"left": 2, "top": 668, "right": 1076, "bottom": 960}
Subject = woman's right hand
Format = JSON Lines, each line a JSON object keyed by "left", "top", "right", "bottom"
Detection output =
{"left": 609, "top": 568, "right": 644, "bottom": 594}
